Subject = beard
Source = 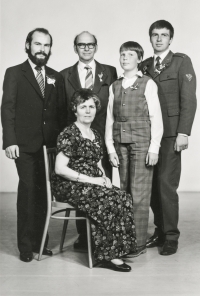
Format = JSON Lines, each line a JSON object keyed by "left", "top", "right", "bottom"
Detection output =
{"left": 28, "top": 50, "right": 51, "bottom": 66}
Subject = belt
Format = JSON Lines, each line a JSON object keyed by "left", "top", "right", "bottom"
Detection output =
{"left": 115, "top": 116, "right": 149, "bottom": 122}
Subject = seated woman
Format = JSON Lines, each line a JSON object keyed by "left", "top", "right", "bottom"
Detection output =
{"left": 51, "top": 89, "right": 137, "bottom": 272}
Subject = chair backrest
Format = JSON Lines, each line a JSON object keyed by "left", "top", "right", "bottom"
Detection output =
{"left": 43, "top": 146, "right": 57, "bottom": 205}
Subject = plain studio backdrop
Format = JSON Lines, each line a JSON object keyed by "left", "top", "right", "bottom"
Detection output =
{"left": 0, "top": 0, "right": 199, "bottom": 192}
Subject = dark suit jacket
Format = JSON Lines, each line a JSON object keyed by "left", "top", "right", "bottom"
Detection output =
{"left": 1, "top": 60, "right": 67, "bottom": 152}
{"left": 60, "top": 60, "right": 117, "bottom": 142}
{"left": 141, "top": 51, "right": 197, "bottom": 137}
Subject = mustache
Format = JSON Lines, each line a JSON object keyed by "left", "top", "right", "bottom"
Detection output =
{"left": 35, "top": 51, "right": 48, "bottom": 57}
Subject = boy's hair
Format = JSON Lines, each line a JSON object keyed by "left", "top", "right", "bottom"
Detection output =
{"left": 149, "top": 20, "right": 174, "bottom": 39}
{"left": 119, "top": 41, "right": 144, "bottom": 60}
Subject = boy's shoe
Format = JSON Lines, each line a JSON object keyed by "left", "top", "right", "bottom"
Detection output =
{"left": 121, "top": 245, "right": 147, "bottom": 258}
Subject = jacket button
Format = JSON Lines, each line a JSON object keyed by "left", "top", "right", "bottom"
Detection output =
{"left": 44, "top": 122, "right": 46, "bottom": 125}
{"left": 124, "top": 91, "right": 126, "bottom": 94}
{"left": 44, "top": 109, "right": 47, "bottom": 111}
{"left": 122, "top": 104, "right": 125, "bottom": 106}
{"left": 123, "top": 130, "right": 125, "bottom": 132}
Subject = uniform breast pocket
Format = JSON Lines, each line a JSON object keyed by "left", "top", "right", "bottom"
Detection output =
{"left": 159, "top": 72, "right": 178, "bottom": 93}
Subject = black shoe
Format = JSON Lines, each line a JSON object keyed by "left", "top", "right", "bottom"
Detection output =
{"left": 74, "top": 235, "right": 88, "bottom": 252}
{"left": 121, "top": 246, "right": 147, "bottom": 258}
{"left": 98, "top": 261, "right": 131, "bottom": 272}
{"left": 160, "top": 240, "right": 178, "bottom": 256}
{"left": 146, "top": 233, "right": 164, "bottom": 248}
{"left": 20, "top": 252, "right": 33, "bottom": 262}
{"left": 33, "top": 247, "right": 53, "bottom": 256}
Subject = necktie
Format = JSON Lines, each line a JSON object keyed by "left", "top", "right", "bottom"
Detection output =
{"left": 35, "top": 66, "right": 45, "bottom": 98}
{"left": 85, "top": 66, "right": 93, "bottom": 89}
{"left": 155, "top": 56, "right": 162, "bottom": 71}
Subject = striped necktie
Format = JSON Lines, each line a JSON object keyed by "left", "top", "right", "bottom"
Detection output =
{"left": 85, "top": 66, "right": 93, "bottom": 89}
{"left": 35, "top": 66, "right": 45, "bottom": 98}
{"left": 155, "top": 56, "right": 162, "bottom": 70}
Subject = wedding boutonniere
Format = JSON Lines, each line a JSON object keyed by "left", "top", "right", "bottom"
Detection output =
{"left": 130, "top": 83, "right": 139, "bottom": 90}
{"left": 143, "top": 66, "right": 148, "bottom": 74}
{"left": 98, "top": 72, "right": 103, "bottom": 82}
{"left": 154, "top": 63, "right": 169, "bottom": 74}
{"left": 46, "top": 75, "right": 56, "bottom": 86}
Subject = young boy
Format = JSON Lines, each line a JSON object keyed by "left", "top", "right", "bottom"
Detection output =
{"left": 105, "top": 41, "right": 163, "bottom": 257}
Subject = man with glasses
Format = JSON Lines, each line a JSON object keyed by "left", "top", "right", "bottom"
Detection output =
{"left": 61, "top": 31, "right": 117, "bottom": 251}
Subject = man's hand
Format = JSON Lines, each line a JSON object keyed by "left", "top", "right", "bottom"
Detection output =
{"left": 109, "top": 152, "right": 119, "bottom": 167}
{"left": 174, "top": 135, "right": 188, "bottom": 152}
{"left": 5, "top": 145, "right": 19, "bottom": 159}
{"left": 146, "top": 152, "right": 158, "bottom": 166}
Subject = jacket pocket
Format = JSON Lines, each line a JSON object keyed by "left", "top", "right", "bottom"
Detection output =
{"left": 167, "top": 107, "right": 180, "bottom": 116}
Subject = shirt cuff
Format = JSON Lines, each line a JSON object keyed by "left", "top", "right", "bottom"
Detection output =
{"left": 148, "top": 143, "right": 160, "bottom": 154}
{"left": 178, "top": 133, "right": 188, "bottom": 137}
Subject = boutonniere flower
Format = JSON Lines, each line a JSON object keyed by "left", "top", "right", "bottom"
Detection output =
{"left": 98, "top": 72, "right": 103, "bottom": 82}
{"left": 130, "top": 83, "right": 139, "bottom": 90}
{"left": 143, "top": 66, "right": 148, "bottom": 74}
{"left": 154, "top": 63, "right": 170, "bottom": 74}
{"left": 46, "top": 75, "right": 56, "bottom": 86}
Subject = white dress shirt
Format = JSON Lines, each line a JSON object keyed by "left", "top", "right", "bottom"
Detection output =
{"left": 77, "top": 59, "right": 96, "bottom": 87}
{"left": 154, "top": 49, "right": 170, "bottom": 66}
{"left": 105, "top": 71, "right": 163, "bottom": 154}
{"left": 28, "top": 59, "right": 45, "bottom": 85}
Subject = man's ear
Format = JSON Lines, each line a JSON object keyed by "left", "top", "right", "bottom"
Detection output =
{"left": 169, "top": 38, "right": 173, "bottom": 45}
{"left": 26, "top": 42, "right": 30, "bottom": 50}
{"left": 74, "top": 45, "right": 78, "bottom": 54}
{"left": 94, "top": 45, "right": 98, "bottom": 54}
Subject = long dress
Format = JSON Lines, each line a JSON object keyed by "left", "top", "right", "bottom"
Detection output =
{"left": 51, "top": 123, "right": 137, "bottom": 262}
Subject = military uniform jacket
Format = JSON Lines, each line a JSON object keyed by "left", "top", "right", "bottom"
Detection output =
{"left": 1, "top": 60, "right": 67, "bottom": 152}
{"left": 141, "top": 51, "right": 197, "bottom": 137}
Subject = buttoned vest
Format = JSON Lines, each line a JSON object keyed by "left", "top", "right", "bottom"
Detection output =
{"left": 112, "top": 75, "right": 151, "bottom": 143}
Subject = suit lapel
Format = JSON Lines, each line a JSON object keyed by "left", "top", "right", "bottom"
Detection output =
{"left": 93, "top": 61, "right": 108, "bottom": 93}
{"left": 22, "top": 60, "right": 44, "bottom": 99}
{"left": 68, "top": 63, "right": 81, "bottom": 90}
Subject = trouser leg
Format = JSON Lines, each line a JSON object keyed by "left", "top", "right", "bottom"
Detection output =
{"left": 129, "top": 143, "right": 153, "bottom": 247}
{"left": 15, "top": 147, "right": 48, "bottom": 253}
{"left": 151, "top": 137, "right": 181, "bottom": 241}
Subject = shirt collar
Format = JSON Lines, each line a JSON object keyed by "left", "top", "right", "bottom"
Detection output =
{"left": 118, "top": 70, "right": 143, "bottom": 80}
{"left": 28, "top": 59, "right": 45, "bottom": 71}
{"left": 78, "top": 59, "right": 95, "bottom": 71}
{"left": 154, "top": 49, "right": 170, "bottom": 62}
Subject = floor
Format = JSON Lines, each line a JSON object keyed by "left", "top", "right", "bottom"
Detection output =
{"left": 0, "top": 192, "right": 200, "bottom": 296}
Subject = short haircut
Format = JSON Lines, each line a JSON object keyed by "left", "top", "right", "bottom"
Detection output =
{"left": 119, "top": 41, "right": 144, "bottom": 60}
{"left": 74, "top": 31, "right": 97, "bottom": 46}
{"left": 149, "top": 20, "right": 174, "bottom": 39}
{"left": 71, "top": 88, "right": 101, "bottom": 113}
{"left": 25, "top": 28, "right": 53, "bottom": 53}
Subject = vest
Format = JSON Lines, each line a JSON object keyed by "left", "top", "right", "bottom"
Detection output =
{"left": 112, "top": 75, "right": 151, "bottom": 143}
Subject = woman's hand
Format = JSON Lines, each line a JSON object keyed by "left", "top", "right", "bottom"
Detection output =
{"left": 92, "top": 176, "right": 112, "bottom": 188}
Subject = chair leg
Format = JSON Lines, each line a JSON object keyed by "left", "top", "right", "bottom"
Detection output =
{"left": 38, "top": 214, "right": 51, "bottom": 261}
{"left": 86, "top": 218, "right": 93, "bottom": 269}
{"left": 59, "top": 209, "right": 70, "bottom": 251}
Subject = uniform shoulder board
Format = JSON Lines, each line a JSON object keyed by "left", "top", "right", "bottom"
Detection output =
{"left": 174, "top": 52, "right": 187, "bottom": 58}
{"left": 143, "top": 57, "right": 153, "bottom": 63}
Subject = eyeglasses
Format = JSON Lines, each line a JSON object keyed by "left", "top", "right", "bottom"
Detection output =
{"left": 76, "top": 43, "right": 96, "bottom": 49}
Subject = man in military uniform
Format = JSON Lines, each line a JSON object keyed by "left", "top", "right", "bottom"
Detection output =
{"left": 141, "top": 20, "right": 197, "bottom": 255}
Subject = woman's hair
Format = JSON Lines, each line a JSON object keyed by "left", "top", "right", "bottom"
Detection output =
{"left": 71, "top": 88, "right": 101, "bottom": 113}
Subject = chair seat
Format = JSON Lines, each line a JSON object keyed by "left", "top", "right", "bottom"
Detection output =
{"left": 52, "top": 200, "right": 75, "bottom": 209}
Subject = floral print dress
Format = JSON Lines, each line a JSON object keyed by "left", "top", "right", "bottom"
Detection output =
{"left": 51, "top": 123, "right": 137, "bottom": 262}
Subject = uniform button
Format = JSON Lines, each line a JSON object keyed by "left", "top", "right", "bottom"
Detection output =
{"left": 122, "top": 104, "right": 125, "bottom": 106}
{"left": 44, "top": 122, "right": 46, "bottom": 124}
{"left": 124, "top": 91, "right": 127, "bottom": 94}
{"left": 123, "top": 130, "right": 125, "bottom": 132}
{"left": 44, "top": 109, "right": 47, "bottom": 111}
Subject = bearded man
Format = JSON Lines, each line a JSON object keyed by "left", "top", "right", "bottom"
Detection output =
{"left": 1, "top": 28, "right": 67, "bottom": 262}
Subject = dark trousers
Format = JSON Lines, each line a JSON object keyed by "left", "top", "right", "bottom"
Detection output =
{"left": 15, "top": 147, "right": 48, "bottom": 253}
{"left": 76, "top": 150, "right": 112, "bottom": 236}
{"left": 115, "top": 142, "right": 154, "bottom": 247}
{"left": 151, "top": 137, "right": 181, "bottom": 241}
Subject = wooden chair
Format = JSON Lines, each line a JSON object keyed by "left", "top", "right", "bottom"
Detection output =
{"left": 38, "top": 146, "right": 93, "bottom": 268}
